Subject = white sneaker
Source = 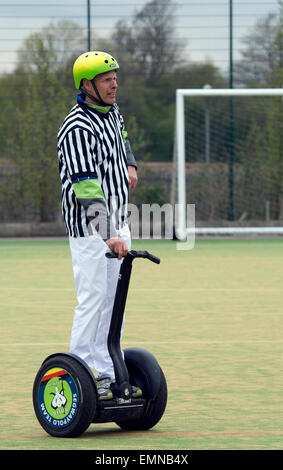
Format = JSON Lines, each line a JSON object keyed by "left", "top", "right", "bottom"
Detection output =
{"left": 96, "top": 377, "right": 142, "bottom": 400}
{"left": 96, "top": 377, "right": 113, "bottom": 401}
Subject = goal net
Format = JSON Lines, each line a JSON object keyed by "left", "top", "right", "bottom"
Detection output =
{"left": 172, "top": 88, "right": 283, "bottom": 238}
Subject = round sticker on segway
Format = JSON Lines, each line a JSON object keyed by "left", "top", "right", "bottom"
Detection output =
{"left": 38, "top": 367, "right": 79, "bottom": 428}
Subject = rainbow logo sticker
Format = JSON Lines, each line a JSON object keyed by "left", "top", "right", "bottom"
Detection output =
{"left": 38, "top": 367, "right": 79, "bottom": 429}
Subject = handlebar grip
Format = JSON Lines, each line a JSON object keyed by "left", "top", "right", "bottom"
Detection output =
{"left": 132, "top": 250, "right": 160, "bottom": 264}
{"left": 105, "top": 250, "right": 160, "bottom": 264}
{"left": 147, "top": 253, "right": 160, "bottom": 264}
{"left": 105, "top": 251, "right": 118, "bottom": 259}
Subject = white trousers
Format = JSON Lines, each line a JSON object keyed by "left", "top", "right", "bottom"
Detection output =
{"left": 69, "top": 226, "right": 131, "bottom": 380}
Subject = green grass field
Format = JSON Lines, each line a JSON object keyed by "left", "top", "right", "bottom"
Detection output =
{"left": 0, "top": 237, "right": 282, "bottom": 450}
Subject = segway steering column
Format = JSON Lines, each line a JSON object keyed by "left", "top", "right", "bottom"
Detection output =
{"left": 105, "top": 250, "right": 160, "bottom": 399}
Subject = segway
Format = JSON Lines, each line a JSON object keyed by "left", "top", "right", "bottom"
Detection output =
{"left": 32, "top": 250, "right": 167, "bottom": 437}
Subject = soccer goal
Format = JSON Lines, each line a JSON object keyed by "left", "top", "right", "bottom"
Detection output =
{"left": 172, "top": 88, "right": 283, "bottom": 238}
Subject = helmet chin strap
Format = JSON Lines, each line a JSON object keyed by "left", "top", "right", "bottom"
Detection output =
{"left": 80, "top": 79, "right": 110, "bottom": 107}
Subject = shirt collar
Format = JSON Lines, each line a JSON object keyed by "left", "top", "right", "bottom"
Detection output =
{"left": 77, "top": 93, "right": 112, "bottom": 114}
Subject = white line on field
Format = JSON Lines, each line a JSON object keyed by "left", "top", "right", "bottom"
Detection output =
{"left": 0, "top": 287, "right": 74, "bottom": 291}
{"left": 0, "top": 339, "right": 282, "bottom": 347}
{"left": 0, "top": 287, "right": 281, "bottom": 292}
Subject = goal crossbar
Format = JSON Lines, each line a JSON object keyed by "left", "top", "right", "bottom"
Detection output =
{"left": 175, "top": 88, "right": 283, "bottom": 238}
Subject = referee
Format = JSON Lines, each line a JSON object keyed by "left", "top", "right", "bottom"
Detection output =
{"left": 57, "top": 51, "right": 141, "bottom": 400}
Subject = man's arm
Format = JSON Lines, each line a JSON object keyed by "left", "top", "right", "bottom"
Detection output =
{"left": 125, "top": 138, "right": 137, "bottom": 168}
{"left": 125, "top": 138, "right": 138, "bottom": 189}
{"left": 72, "top": 177, "right": 116, "bottom": 239}
{"left": 73, "top": 178, "right": 128, "bottom": 259}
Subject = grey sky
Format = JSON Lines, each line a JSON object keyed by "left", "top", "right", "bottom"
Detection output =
{"left": 0, "top": 0, "right": 280, "bottom": 75}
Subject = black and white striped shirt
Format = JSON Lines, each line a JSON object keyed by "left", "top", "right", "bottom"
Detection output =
{"left": 57, "top": 97, "right": 133, "bottom": 237}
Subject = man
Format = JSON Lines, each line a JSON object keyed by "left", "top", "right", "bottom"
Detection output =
{"left": 57, "top": 51, "right": 140, "bottom": 400}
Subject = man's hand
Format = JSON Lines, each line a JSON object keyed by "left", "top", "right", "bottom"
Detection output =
{"left": 128, "top": 165, "right": 138, "bottom": 189}
{"left": 106, "top": 237, "right": 128, "bottom": 260}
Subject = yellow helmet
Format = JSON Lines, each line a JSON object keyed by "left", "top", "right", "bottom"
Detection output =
{"left": 73, "top": 51, "right": 119, "bottom": 89}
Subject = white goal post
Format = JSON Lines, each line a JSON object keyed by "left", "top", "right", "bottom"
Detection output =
{"left": 175, "top": 88, "right": 283, "bottom": 238}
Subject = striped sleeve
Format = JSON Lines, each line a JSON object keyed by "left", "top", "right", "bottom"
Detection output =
{"left": 60, "top": 128, "right": 97, "bottom": 182}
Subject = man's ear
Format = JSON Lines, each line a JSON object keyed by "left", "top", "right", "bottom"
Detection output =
{"left": 82, "top": 78, "right": 90, "bottom": 90}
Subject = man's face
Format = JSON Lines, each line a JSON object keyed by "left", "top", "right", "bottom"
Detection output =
{"left": 84, "top": 71, "right": 118, "bottom": 105}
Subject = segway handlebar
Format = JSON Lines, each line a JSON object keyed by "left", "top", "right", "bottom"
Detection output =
{"left": 106, "top": 249, "right": 160, "bottom": 264}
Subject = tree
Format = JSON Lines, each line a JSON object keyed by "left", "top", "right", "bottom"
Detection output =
{"left": 235, "top": 5, "right": 282, "bottom": 86}
{"left": 134, "top": 62, "right": 226, "bottom": 162}
{"left": 270, "top": 0, "right": 283, "bottom": 86}
{"left": 17, "top": 20, "right": 86, "bottom": 74}
{"left": 113, "top": 0, "right": 184, "bottom": 81}
{"left": 232, "top": 4, "right": 283, "bottom": 220}
{"left": 6, "top": 22, "right": 79, "bottom": 222}
{"left": 8, "top": 68, "right": 69, "bottom": 222}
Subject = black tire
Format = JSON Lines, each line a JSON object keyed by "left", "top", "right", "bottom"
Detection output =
{"left": 115, "top": 366, "right": 167, "bottom": 431}
{"left": 33, "top": 355, "right": 97, "bottom": 437}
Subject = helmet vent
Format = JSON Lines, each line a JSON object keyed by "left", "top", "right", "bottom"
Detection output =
{"left": 104, "top": 59, "right": 109, "bottom": 63}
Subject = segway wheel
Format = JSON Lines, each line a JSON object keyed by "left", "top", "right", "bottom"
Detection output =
{"left": 33, "top": 355, "right": 97, "bottom": 437}
{"left": 115, "top": 365, "right": 167, "bottom": 431}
